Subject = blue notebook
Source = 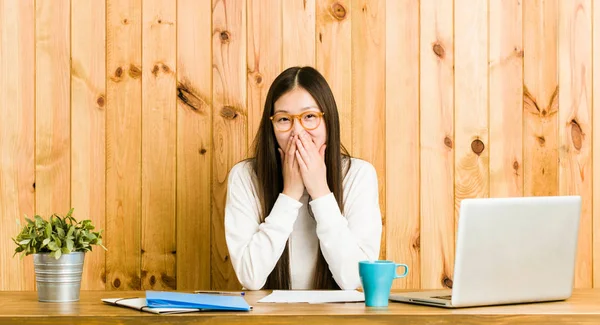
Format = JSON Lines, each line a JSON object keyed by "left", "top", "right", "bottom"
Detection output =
{"left": 146, "top": 291, "right": 251, "bottom": 311}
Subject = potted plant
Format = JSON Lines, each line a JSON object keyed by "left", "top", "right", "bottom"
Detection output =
{"left": 12, "top": 208, "right": 106, "bottom": 302}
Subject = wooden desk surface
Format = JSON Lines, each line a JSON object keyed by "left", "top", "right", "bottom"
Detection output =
{"left": 1, "top": 289, "right": 600, "bottom": 324}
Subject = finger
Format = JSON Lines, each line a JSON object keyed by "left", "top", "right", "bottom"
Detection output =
{"left": 295, "top": 150, "right": 308, "bottom": 172}
{"left": 285, "top": 134, "right": 294, "bottom": 154}
{"left": 299, "top": 132, "right": 315, "bottom": 148}
{"left": 288, "top": 136, "right": 297, "bottom": 167}
{"left": 300, "top": 132, "right": 319, "bottom": 159}
{"left": 296, "top": 137, "right": 310, "bottom": 165}
{"left": 292, "top": 150, "right": 300, "bottom": 169}
{"left": 288, "top": 135, "right": 297, "bottom": 156}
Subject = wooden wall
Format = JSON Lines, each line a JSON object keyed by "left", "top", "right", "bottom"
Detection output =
{"left": 0, "top": 0, "right": 598, "bottom": 291}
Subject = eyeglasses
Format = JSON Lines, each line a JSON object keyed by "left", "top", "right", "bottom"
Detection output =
{"left": 269, "top": 111, "right": 325, "bottom": 132}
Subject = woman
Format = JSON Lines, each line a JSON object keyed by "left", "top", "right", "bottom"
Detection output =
{"left": 224, "top": 66, "right": 382, "bottom": 290}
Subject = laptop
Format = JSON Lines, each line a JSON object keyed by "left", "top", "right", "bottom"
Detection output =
{"left": 389, "top": 195, "right": 581, "bottom": 308}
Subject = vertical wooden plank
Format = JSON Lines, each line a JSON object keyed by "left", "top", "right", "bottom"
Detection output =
{"left": 106, "top": 0, "right": 142, "bottom": 290}
{"left": 489, "top": 0, "right": 523, "bottom": 198}
{"left": 594, "top": 0, "right": 600, "bottom": 289}
{"left": 212, "top": 0, "right": 246, "bottom": 290}
{"left": 35, "top": 0, "right": 70, "bottom": 217}
{"left": 141, "top": 0, "right": 177, "bottom": 290}
{"left": 523, "top": 0, "right": 559, "bottom": 198}
{"left": 0, "top": 0, "right": 35, "bottom": 291}
{"left": 176, "top": 0, "right": 212, "bottom": 290}
{"left": 352, "top": 0, "right": 386, "bottom": 259}
{"left": 71, "top": 0, "right": 106, "bottom": 290}
{"left": 316, "top": 0, "right": 352, "bottom": 151}
{"left": 420, "top": 0, "right": 454, "bottom": 289}
{"left": 282, "top": 0, "right": 315, "bottom": 68}
{"left": 455, "top": 0, "right": 489, "bottom": 227}
{"left": 558, "top": 0, "right": 592, "bottom": 289}
{"left": 385, "top": 0, "right": 419, "bottom": 289}
{"left": 247, "top": 0, "right": 281, "bottom": 146}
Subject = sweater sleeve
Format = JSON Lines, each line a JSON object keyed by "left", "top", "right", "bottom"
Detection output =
{"left": 309, "top": 160, "right": 382, "bottom": 289}
{"left": 224, "top": 162, "right": 302, "bottom": 290}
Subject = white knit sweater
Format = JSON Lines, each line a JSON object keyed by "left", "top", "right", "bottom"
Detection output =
{"left": 224, "top": 157, "right": 382, "bottom": 290}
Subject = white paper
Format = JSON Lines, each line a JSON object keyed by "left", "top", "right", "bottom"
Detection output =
{"left": 257, "top": 290, "right": 365, "bottom": 304}
{"left": 102, "top": 298, "right": 201, "bottom": 314}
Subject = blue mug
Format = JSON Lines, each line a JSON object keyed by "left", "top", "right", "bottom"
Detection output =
{"left": 359, "top": 260, "right": 409, "bottom": 307}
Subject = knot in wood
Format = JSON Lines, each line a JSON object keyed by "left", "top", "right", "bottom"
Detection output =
{"left": 444, "top": 136, "right": 453, "bottom": 149}
{"left": 97, "top": 95, "right": 105, "bottom": 108}
{"left": 331, "top": 3, "right": 347, "bottom": 20}
{"left": 220, "top": 31, "right": 231, "bottom": 43}
{"left": 571, "top": 120, "right": 583, "bottom": 150}
{"left": 443, "top": 277, "right": 453, "bottom": 288}
{"left": 221, "top": 106, "right": 238, "bottom": 120}
{"left": 471, "top": 139, "right": 484, "bottom": 155}
{"left": 433, "top": 43, "right": 445, "bottom": 58}
{"left": 128, "top": 64, "right": 141, "bottom": 79}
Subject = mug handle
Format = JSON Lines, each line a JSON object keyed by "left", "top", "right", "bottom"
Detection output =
{"left": 394, "top": 264, "right": 409, "bottom": 278}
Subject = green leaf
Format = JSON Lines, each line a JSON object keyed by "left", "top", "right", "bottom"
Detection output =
{"left": 67, "top": 225, "right": 74, "bottom": 238}
{"left": 34, "top": 215, "right": 43, "bottom": 228}
{"left": 47, "top": 241, "right": 59, "bottom": 251}
{"left": 56, "top": 227, "right": 65, "bottom": 238}
{"left": 66, "top": 239, "right": 74, "bottom": 252}
{"left": 52, "top": 235, "right": 62, "bottom": 248}
{"left": 41, "top": 238, "right": 51, "bottom": 248}
{"left": 45, "top": 222, "right": 52, "bottom": 238}
{"left": 50, "top": 249, "right": 62, "bottom": 259}
{"left": 13, "top": 207, "right": 106, "bottom": 258}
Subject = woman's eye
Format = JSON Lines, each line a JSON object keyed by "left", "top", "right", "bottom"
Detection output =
{"left": 304, "top": 114, "right": 316, "bottom": 119}
{"left": 278, "top": 117, "right": 290, "bottom": 122}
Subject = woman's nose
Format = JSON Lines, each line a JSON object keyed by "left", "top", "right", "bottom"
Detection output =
{"left": 291, "top": 117, "right": 304, "bottom": 135}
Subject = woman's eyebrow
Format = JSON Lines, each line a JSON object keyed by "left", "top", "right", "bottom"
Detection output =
{"left": 274, "top": 106, "right": 319, "bottom": 114}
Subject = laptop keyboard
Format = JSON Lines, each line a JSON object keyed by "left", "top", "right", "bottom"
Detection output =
{"left": 432, "top": 295, "right": 452, "bottom": 300}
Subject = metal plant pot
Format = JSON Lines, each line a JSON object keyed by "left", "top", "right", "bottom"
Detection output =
{"left": 33, "top": 252, "right": 85, "bottom": 302}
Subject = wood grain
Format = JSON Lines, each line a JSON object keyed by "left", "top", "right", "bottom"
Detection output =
{"left": 105, "top": 0, "right": 142, "bottom": 290}
{"left": 489, "top": 0, "right": 523, "bottom": 198}
{"left": 283, "top": 0, "right": 316, "bottom": 68}
{"left": 0, "top": 0, "right": 35, "bottom": 291}
{"left": 352, "top": 0, "right": 386, "bottom": 259}
{"left": 419, "top": 0, "right": 454, "bottom": 290}
{"left": 35, "top": 0, "right": 71, "bottom": 217}
{"left": 523, "top": 0, "right": 559, "bottom": 197}
{"left": 212, "top": 0, "right": 247, "bottom": 290}
{"left": 454, "top": 0, "right": 489, "bottom": 230}
{"left": 6, "top": 0, "right": 600, "bottom": 294}
{"left": 594, "top": 0, "right": 600, "bottom": 289}
{"left": 176, "top": 0, "right": 212, "bottom": 291}
{"left": 247, "top": 0, "right": 281, "bottom": 147}
{"left": 71, "top": 0, "right": 106, "bottom": 291}
{"left": 140, "top": 0, "right": 177, "bottom": 291}
{"left": 558, "top": 0, "right": 592, "bottom": 289}
{"left": 3, "top": 290, "right": 600, "bottom": 324}
{"left": 316, "top": 0, "right": 352, "bottom": 152}
{"left": 385, "top": 0, "right": 419, "bottom": 289}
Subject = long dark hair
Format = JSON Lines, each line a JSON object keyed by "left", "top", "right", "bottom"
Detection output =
{"left": 250, "top": 66, "right": 350, "bottom": 289}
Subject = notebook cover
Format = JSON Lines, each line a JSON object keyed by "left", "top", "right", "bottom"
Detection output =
{"left": 146, "top": 291, "right": 251, "bottom": 311}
